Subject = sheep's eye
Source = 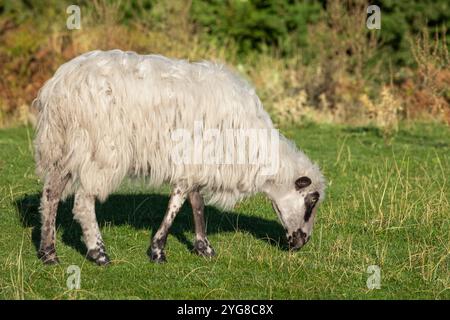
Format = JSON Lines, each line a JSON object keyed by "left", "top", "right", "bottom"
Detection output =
{"left": 309, "top": 192, "right": 320, "bottom": 204}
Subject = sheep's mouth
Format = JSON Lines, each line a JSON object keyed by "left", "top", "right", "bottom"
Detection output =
{"left": 288, "top": 229, "right": 308, "bottom": 251}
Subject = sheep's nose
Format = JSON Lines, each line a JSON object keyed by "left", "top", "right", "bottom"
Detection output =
{"left": 288, "top": 229, "right": 308, "bottom": 251}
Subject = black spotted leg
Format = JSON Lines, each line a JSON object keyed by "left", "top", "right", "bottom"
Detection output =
{"left": 38, "top": 169, "right": 70, "bottom": 265}
{"left": 149, "top": 185, "right": 187, "bottom": 263}
{"left": 188, "top": 190, "right": 216, "bottom": 258}
{"left": 73, "top": 189, "right": 110, "bottom": 266}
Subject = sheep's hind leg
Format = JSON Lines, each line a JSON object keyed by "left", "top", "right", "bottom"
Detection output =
{"left": 73, "top": 190, "right": 110, "bottom": 266}
{"left": 189, "top": 190, "right": 215, "bottom": 258}
{"left": 149, "top": 185, "right": 187, "bottom": 263}
{"left": 38, "top": 169, "right": 70, "bottom": 265}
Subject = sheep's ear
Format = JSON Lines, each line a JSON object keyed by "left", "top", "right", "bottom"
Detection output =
{"left": 295, "top": 176, "right": 311, "bottom": 190}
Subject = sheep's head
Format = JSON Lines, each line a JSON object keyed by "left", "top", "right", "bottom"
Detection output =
{"left": 264, "top": 176, "right": 324, "bottom": 250}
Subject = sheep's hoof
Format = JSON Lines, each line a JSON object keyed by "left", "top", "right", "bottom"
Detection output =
{"left": 149, "top": 248, "right": 167, "bottom": 263}
{"left": 38, "top": 247, "right": 60, "bottom": 265}
{"left": 194, "top": 240, "right": 216, "bottom": 258}
{"left": 87, "top": 249, "right": 111, "bottom": 266}
{"left": 39, "top": 254, "right": 60, "bottom": 265}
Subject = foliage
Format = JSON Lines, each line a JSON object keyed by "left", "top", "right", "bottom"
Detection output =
{"left": 190, "top": 0, "right": 450, "bottom": 63}
{"left": 0, "top": 0, "right": 449, "bottom": 128}
{"left": 191, "top": 0, "right": 323, "bottom": 56}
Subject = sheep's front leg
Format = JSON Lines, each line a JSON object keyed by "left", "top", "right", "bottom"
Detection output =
{"left": 189, "top": 190, "right": 216, "bottom": 258}
{"left": 149, "top": 186, "right": 187, "bottom": 263}
{"left": 73, "top": 190, "right": 110, "bottom": 266}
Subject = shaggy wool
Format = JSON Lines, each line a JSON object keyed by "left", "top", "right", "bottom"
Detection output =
{"left": 34, "top": 50, "right": 325, "bottom": 209}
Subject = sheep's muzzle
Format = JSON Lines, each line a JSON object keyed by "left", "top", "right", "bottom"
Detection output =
{"left": 288, "top": 228, "right": 309, "bottom": 251}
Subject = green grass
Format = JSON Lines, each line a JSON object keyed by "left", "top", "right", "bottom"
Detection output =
{"left": 0, "top": 123, "right": 449, "bottom": 299}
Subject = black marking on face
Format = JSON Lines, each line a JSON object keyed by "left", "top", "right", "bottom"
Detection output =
{"left": 304, "top": 191, "right": 320, "bottom": 222}
{"left": 296, "top": 228, "right": 307, "bottom": 240}
{"left": 295, "top": 176, "right": 312, "bottom": 190}
{"left": 288, "top": 228, "right": 308, "bottom": 250}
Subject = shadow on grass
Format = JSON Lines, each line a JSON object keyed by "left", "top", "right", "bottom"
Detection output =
{"left": 15, "top": 193, "right": 285, "bottom": 258}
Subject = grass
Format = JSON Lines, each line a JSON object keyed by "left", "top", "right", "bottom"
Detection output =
{"left": 0, "top": 123, "right": 449, "bottom": 299}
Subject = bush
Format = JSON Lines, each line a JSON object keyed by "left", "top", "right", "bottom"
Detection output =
{"left": 190, "top": 0, "right": 323, "bottom": 56}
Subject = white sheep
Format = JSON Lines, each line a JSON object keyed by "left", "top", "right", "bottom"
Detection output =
{"left": 34, "top": 50, "right": 326, "bottom": 265}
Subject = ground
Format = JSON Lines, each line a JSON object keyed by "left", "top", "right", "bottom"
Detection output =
{"left": 0, "top": 123, "right": 448, "bottom": 299}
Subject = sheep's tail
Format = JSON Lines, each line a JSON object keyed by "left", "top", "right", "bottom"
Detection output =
{"left": 33, "top": 83, "right": 70, "bottom": 182}
{"left": 33, "top": 68, "right": 87, "bottom": 201}
{"left": 33, "top": 52, "right": 90, "bottom": 184}
{"left": 33, "top": 64, "right": 131, "bottom": 201}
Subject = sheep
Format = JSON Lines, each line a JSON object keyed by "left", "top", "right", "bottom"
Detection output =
{"left": 33, "top": 50, "right": 326, "bottom": 265}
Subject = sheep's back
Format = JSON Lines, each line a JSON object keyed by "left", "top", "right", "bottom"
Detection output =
{"left": 34, "top": 50, "right": 275, "bottom": 205}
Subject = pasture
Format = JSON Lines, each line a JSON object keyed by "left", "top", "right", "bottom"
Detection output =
{"left": 0, "top": 123, "right": 448, "bottom": 299}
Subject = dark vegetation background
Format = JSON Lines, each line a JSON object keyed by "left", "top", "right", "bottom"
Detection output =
{"left": 0, "top": 0, "right": 449, "bottom": 135}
